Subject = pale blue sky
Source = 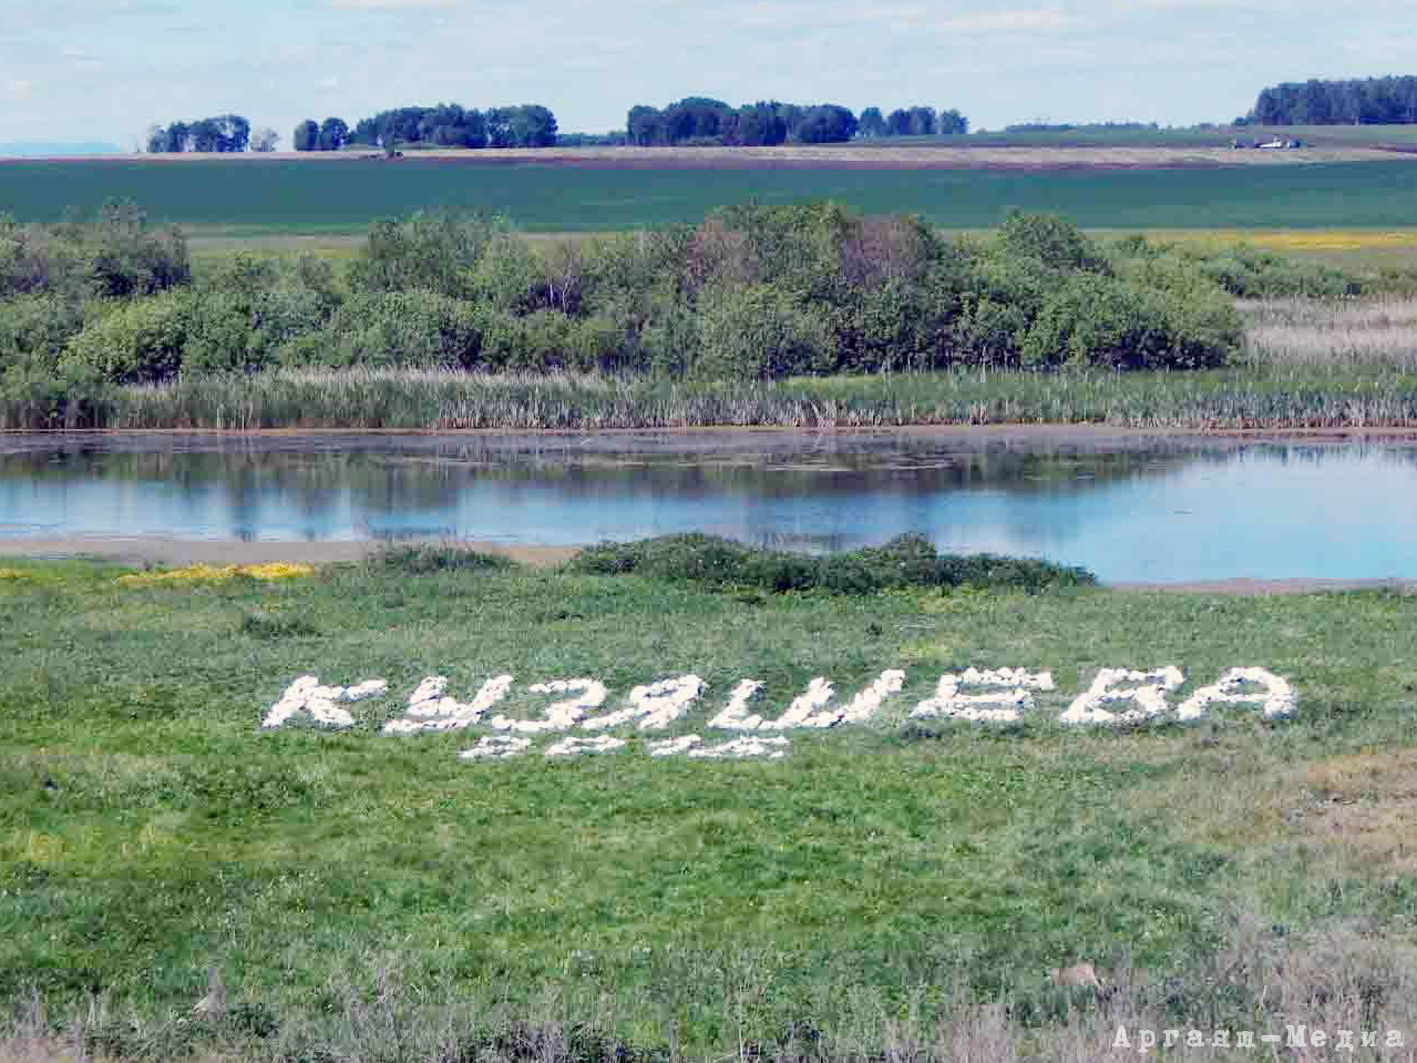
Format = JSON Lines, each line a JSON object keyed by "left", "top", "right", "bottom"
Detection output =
{"left": 2, "top": 0, "right": 1415, "bottom": 148}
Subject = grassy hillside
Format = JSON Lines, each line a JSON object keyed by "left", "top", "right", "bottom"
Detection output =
{"left": 2, "top": 547, "right": 1416, "bottom": 1058}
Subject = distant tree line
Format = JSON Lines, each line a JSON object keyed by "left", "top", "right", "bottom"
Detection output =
{"left": 1004, "top": 122, "right": 1157, "bottom": 133}
{"left": 145, "top": 115, "right": 262, "bottom": 153}
{"left": 626, "top": 99, "right": 967, "bottom": 146}
{"left": 1246, "top": 77, "right": 1417, "bottom": 125}
{"left": 292, "top": 118, "right": 351, "bottom": 152}
{"left": 858, "top": 106, "right": 968, "bottom": 137}
{"left": 290, "top": 104, "right": 560, "bottom": 151}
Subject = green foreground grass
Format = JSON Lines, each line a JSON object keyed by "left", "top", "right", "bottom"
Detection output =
{"left": 2, "top": 548, "right": 1417, "bottom": 1058}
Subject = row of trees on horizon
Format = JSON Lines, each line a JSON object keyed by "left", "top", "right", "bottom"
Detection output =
{"left": 626, "top": 99, "right": 968, "bottom": 146}
{"left": 145, "top": 115, "right": 279, "bottom": 153}
{"left": 144, "top": 99, "right": 971, "bottom": 153}
{"left": 292, "top": 105, "right": 560, "bottom": 151}
{"left": 150, "top": 78, "right": 1417, "bottom": 155}
{"left": 1245, "top": 77, "right": 1417, "bottom": 125}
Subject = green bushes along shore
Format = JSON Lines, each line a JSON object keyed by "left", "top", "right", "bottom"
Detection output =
{"left": 0, "top": 199, "right": 1393, "bottom": 429}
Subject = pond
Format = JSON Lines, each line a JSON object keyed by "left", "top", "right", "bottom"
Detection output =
{"left": 2, "top": 429, "right": 1415, "bottom": 583}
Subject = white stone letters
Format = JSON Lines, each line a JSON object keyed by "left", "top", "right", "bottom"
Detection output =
{"left": 582, "top": 675, "right": 705, "bottom": 731}
{"left": 261, "top": 663, "right": 1299, "bottom": 758}
{"left": 382, "top": 674, "right": 513, "bottom": 734}
{"left": 261, "top": 675, "right": 388, "bottom": 730}
{"left": 910, "top": 668, "right": 1054, "bottom": 723}
{"left": 1177, "top": 667, "right": 1297, "bottom": 720}
{"left": 489, "top": 678, "right": 607, "bottom": 734}
{"left": 1060, "top": 666, "right": 1185, "bottom": 725}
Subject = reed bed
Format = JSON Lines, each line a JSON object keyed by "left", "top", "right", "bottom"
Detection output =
{"left": 1242, "top": 296, "right": 1417, "bottom": 370}
{"left": 73, "top": 363, "right": 1417, "bottom": 432}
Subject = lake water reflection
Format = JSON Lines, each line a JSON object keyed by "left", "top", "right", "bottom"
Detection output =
{"left": 2, "top": 429, "right": 1415, "bottom": 583}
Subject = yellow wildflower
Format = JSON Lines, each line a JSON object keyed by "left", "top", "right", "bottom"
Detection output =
{"left": 118, "top": 562, "right": 314, "bottom": 586}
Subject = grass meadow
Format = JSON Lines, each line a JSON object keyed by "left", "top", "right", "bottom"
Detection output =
{"left": 7, "top": 159, "right": 1417, "bottom": 235}
{"left": 2, "top": 551, "right": 1417, "bottom": 1060}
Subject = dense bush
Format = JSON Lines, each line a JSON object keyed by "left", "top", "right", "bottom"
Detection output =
{"left": 60, "top": 291, "right": 187, "bottom": 384}
{"left": 348, "top": 211, "right": 505, "bottom": 298}
{"left": 0, "top": 200, "right": 188, "bottom": 301}
{"left": 284, "top": 290, "right": 483, "bottom": 369}
{"left": 370, "top": 543, "right": 514, "bottom": 574}
{"left": 5, "top": 201, "right": 1288, "bottom": 405}
{"left": 571, "top": 532, "right": 1096, "bottom": 593}
{"left": 183, "top": 253, "right": 339, "bottom": 373}
{"left": 695, "top": 283, "right": 832, "bottom": 378}
{"left": 1109, "top": 234, "right": 1364, "bottom": 299}
{"left": 0, "top": 294, "right": 90, "bottom": 374}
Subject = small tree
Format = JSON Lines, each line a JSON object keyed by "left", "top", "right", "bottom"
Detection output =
{"left": 938, "top": 108, "right": 968, "bottom": 134}
{"left": 292, "top": 120, "right": 319, "bottom": 152}
{"left": 858, "top": 107, "right": 887, "bottom": 137}
{"left": 251, "top": 127, "right": 280, "bottom": 152}
{"left": 318, "top": 117, "right": 349, "bottom": 151}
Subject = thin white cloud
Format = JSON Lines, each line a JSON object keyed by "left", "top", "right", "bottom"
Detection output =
{"left": 5, "top": 78, "right": 34, "bottom": 97}
{"left": 936, "top": 7, "right": 1070, "bottom": 33}
{"left": 327, "top": 0, "right": 458, "bottom": 8}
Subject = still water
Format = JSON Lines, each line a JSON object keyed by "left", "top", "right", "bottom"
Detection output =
{"left": 1, "top": 430, "right": 1415, "bottom": 583}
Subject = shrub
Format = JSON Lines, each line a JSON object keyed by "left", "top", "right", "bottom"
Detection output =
{"left": 694, "top": 283, "right": 832, "bottom": 378}
{"left": 184, "top": 289, "right": 335, "bottom": 374}
{"left": 0, "top": 294, "right": 89, "bottom": 373}
{"left": 472, "top": 309, "right": 629, "bottom": 372}
{"left": 997, "top": 210, "right": 1108, "bottom": 273}
{"left": 1197, "top": 245, "right": 1361, "bottom": 299}
{"left": 85, "top": 199, "right": 190, "bottom": 297}
{"left": 470, "top": 234, "right": 545, "bottom": 313}
{"left": 287, "top": 290, "right": 482, "bottom": 369}
{"left": 348, "top": 210, "right": 506, "bottom": 297}
{"left": 571, "top": 533, "right": 1095, "bottom": 593}
{"left": 60, "top": 291, "right": 187, "bottom": 383}
{"left": 1, "top": 202, "right": 189, "bottom": 301}
{"left": 1021, "top": 275, "right": 1169, "bottom": 368}
{"left": 181, "top": 253, "right": 340, "bottom": 373}
{"left": 370, "top": 543, "right": 514, "bottom": 574}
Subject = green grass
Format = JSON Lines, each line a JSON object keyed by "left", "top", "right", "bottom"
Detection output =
{"left": 25, "top": 363, "right": 1417, "bottom": 431}
{"left": 2, "top": 550, "right": 1417, "bottom": 1057}
{"left": 7, "top": 160, "right": 1417, "bottom": 235}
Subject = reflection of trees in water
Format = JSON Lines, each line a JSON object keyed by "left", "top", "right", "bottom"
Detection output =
{"left": 3, "top": 436, "right": 1415, "bottom": 534}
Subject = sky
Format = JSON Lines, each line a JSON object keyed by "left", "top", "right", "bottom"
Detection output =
{"left": 2, "top": 0, "right": 1417, "bottom": 148}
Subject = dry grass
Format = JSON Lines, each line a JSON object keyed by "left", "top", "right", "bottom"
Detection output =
{"left": 5, "top": 921, "right": 1414, "bottom": 1061}
{"left": 1304, "top": 749, "right": 1417, "bottom": 873}
{"left": 1242, "top": 297, "right": 1417, "bottom": 369}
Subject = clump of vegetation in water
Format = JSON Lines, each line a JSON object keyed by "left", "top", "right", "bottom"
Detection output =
{"left": 571, "top": 532, "right": 1095, "bottom": 593}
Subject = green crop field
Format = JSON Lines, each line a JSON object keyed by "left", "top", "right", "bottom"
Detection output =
{"left": 5, "top": 159, "right": 1417, "bottom": 235}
